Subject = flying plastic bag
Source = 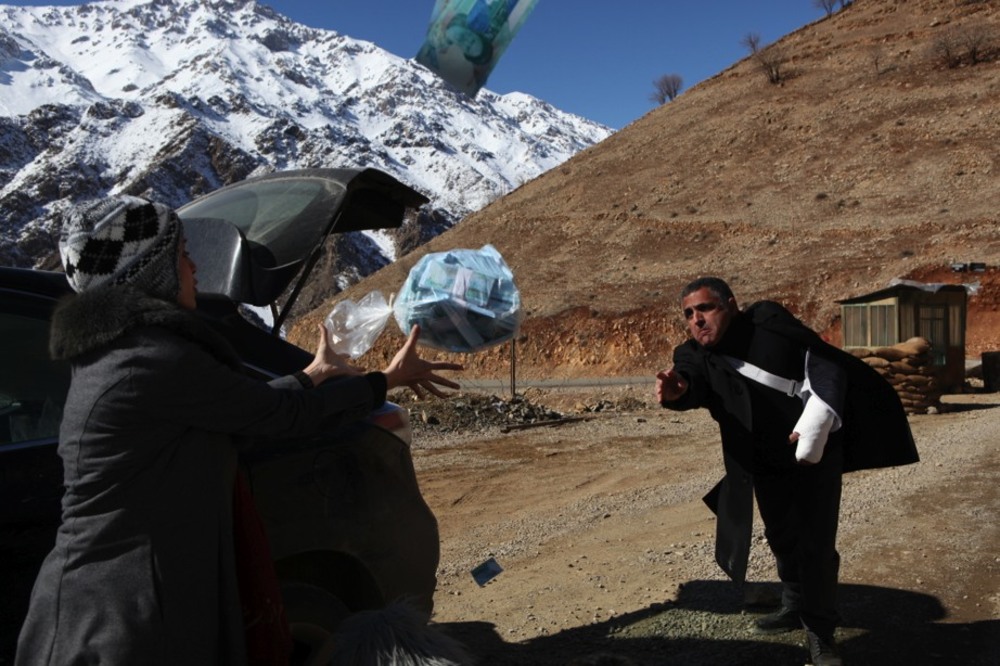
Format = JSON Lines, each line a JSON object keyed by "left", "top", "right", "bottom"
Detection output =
{"left": 415, "top": 0, "right": 539, "bottom": 96}
{"left": 394, "top": 244, "right": 523, "bottom": 353}
{"left": 324, "top": 290, "right": 394, "bottom": 359}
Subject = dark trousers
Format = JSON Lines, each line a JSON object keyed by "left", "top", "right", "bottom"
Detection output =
{"left": 754, "top": 439, "right": 844, "bottom": 639}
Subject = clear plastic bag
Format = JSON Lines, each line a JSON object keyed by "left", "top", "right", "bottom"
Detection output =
{"left": 324, "top": 290, "right": 394, "bottom": 359}
{"left": 393, "top": 244, "right": 523, "bottom": 353}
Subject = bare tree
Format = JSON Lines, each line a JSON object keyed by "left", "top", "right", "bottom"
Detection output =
{"left": 933, "top": 25, "right": 991, "bottom": 68}
{"left": 959, "top": 24, "right": 990, "bottom": 65}
{"left": 814, "top": 0, "right": 837, "bottom": 17}
{"left": 756, "top": 45, "right": 787, "bottom": 84}
{"left": 741, "top": 32, "right": 762, "bottom": 55}
{"left": 741, "top": 32, "right": 787, "bottom": 85}
{"left": 649, "top": 74, "right": 683, "bottom": 105}
{"left": 933, "top": 28, "right": 964, "bottom": 68}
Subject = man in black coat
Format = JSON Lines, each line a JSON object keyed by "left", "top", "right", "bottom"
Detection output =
{"left": 657, "top": 277, "right": 918, "bottom": 666}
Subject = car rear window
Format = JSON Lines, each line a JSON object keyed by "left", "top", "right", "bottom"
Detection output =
{"left": 178, "top": 177, "right": 346, "bottom": 267}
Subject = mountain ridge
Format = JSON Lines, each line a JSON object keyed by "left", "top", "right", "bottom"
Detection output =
{"left": 288, "top": 0, "right": 1000, "bottom": 380}
{"left": 0, "top": 0, "right": 610, "bottom": 288}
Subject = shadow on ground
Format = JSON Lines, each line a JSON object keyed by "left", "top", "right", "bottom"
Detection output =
{"left": 940, "top": 400, "right": 1000, "bottom": 413}
{"left": 437, "top": 580, "right": 1000, "bottom": 665}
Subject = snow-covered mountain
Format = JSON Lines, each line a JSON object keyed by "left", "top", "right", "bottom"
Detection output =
{"left": 0, "top": 0, "right": 611, "bottom": 281}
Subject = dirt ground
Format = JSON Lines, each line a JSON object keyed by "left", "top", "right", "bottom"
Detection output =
{"left": 403, "top": 386, "right": 1000, "bottom": 666}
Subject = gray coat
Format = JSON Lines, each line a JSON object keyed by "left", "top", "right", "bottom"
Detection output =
{"left": 16, "top": 287, "right": 383, "bottom": 666}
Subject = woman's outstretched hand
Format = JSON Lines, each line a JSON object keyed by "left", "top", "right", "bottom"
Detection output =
{"left": 383, "top": 325, "right": 463, "bottom": 399}
{"left": 303, "top": 323, "right": 365, "bottom": 386}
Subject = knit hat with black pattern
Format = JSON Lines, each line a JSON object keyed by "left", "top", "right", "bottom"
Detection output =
{"left": 59, "top": 195, "right": 183, "bottom": 300}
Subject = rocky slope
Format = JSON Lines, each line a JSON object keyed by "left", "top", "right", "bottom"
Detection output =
{"left": 289, "top": 0, "right": 1000, "bottom": 379}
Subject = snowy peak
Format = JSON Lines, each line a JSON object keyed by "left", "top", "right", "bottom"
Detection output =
{"left": 3, "top": 0, "right": 344, "bottom": 115}
{"left": 0, "top": 0, "right": 611, "bottom": 272}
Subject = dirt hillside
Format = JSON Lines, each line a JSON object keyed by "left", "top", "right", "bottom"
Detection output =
{"left": 289, "top": 0, "right": 1000, "bottom": 380}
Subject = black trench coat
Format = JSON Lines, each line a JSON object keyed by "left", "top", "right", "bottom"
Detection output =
{"left": 665, "top": 301, "right": 919, "bottom": 581}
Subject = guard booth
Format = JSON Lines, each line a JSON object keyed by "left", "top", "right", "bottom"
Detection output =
{"left": 838, "top": 282, "right": 967, "bottom": 391}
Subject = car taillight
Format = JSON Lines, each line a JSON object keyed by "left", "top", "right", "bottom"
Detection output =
{"left": 365, "top": 402, "right": 412, "bottom": 445}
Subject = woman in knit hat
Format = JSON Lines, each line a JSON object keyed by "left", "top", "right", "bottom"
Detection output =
{"left": 15, "top": 196, "right": 461, "bottom": 666}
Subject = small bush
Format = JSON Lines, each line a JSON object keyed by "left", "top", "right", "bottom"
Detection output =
{"left": 932, "top": 25, "right": 993, "bottom": 68}
{"left": 756, "top": 46, "right": 787, "bottom": 84}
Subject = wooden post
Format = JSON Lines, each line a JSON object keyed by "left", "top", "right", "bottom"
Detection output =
{"left": 510, "top": 339, "right": 517, "bottom": 398}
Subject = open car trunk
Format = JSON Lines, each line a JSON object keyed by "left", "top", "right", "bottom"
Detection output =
{"left": 177, "top": 168, "right": 428, "bottom": 334}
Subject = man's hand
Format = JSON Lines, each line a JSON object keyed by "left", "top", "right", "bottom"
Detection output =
{"left": 656, "top": 368, "right": 688, "bottom": 404}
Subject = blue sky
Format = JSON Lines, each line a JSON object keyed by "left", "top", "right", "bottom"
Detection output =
{"left": 278, "top": 0, "right": 826, "bottom": 129}
{"left": 15, "top": 0, "right": 829, "bottom": 129}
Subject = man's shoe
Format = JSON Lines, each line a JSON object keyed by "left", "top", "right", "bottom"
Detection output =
{"left": 753, "top": 606, "right": 802, "bottom": 634}
{"left": 806, "top": 629, "right": 843, "bottom": 666}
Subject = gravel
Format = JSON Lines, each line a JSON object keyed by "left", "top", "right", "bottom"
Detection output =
{"left": 407, "top": 388, "right": 1000, "bottom": 666}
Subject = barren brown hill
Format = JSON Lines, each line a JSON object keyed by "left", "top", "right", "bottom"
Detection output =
{"left": 290, "top": 0, "right": 1000, "bottom": 380}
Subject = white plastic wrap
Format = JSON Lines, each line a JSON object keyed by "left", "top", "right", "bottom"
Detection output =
{"left": 324, "top": 291, "right": 394, "bottom": 359}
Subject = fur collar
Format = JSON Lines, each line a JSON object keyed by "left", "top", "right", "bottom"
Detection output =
{"left": 50, "top": 286, "right": 240, "bottom": 369}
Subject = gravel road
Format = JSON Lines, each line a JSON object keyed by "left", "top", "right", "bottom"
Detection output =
{"left": 406, "top": 388, "right": 1000, "bottom": 665}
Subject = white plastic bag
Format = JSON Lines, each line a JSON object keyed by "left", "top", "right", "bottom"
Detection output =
{"left": 393, "top": 244, "right": 523, "bottom": 353}
{"left": 324, "top": 291, "right": 394, "bottom": 359}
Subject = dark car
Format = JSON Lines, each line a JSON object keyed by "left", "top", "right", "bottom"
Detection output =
{"left": 0, "top": 168, "right": 440, "bottom": 661}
